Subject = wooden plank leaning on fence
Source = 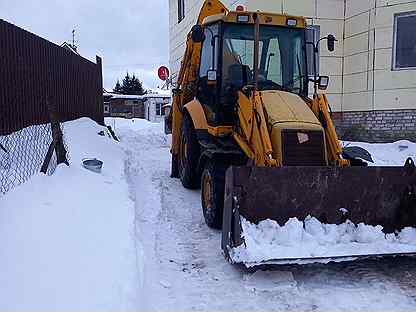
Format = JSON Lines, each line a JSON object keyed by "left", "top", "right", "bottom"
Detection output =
{"left": 41, "top": 99, "right": 69, "bottom": 174}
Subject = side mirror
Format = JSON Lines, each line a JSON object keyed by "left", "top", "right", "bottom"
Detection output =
{"left": 191, "top": 25, "right": 205, "bottom": 43}
{"left": 318, "top": 76, "right": 330, "bottom": 90}
{"left": 327, "top": 34, "right": 337, "bottom": 52}
{"left": 207, "top": 70, "right": 217, "bottom": 85}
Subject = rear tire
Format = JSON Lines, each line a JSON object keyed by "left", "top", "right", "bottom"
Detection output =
{"left": 179, "top": 114, "right": 201, "bottom": 189}
{"left": 201, "top": 160, "right": 227, "bottom": 229}
{"left": 171, "top": 153, "right": 179, "bottom": 178}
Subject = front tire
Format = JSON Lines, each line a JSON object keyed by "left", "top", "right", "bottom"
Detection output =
{"left": 178, "top": 114, "right": 201, "bottom": 189}
{"left": 201, "top": 160, "right": 227, "bottom": 229}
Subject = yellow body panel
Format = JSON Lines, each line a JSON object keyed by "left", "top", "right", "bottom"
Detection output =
{"left": 269, "top": 122, "right": 326, "bottom": 164}
{"left": 234, "top": 91, "right": 279, "bottom": 167}
{"left": 202, "top": 12, "right": 306, "bottom": 29}
{"left": 309, "top": 94, "right": 350, "bottom": 166}
{"left": 184, "top": 100, "right": 208, "bottom": 130}
{"left": 260, "top": 91, "right": 321, "bottom": 127}
{"left": 259, "top": 91, "right": 326, "bottom": 163}
{"left": 183, "top": 100, "right": 233, "bottom": 137}
{"left": 208, "top": 126, "right": 233, "bottom": 137}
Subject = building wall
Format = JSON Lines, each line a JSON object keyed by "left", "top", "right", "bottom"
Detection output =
{"left": 337, "top": 0, "right": 416, "bottom": 141}
{"left": 343, "top": 0, "right": 416, "bottom": 113}
{"left": 333, "top": 110, "right": 416, "bottom": 142}
{"left": 169, "top": 0, "right": 416, "bottom": 141}
{"left": 108, "top": 99, "right": 145, "bottom": 119}
{"left": 144, "top": 97, "right": 171, "bottom": 122}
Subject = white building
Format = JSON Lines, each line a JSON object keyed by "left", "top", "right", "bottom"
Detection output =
{"left": 103, "top": 89, "right": 171, "bottom": 122}
{"left": 143, "top": 89, "right": 172, "bottom": 122}
{"left": 169, "top": 0, "right": 416, "bottom": 142}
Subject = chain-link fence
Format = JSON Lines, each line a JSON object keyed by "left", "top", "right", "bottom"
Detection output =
{"left": 0, "top": 121, "right": 69, "bottom": 195}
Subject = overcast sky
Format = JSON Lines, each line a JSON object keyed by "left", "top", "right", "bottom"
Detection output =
{"left": 0, "top": 0, "right": 169, "bottom": 91}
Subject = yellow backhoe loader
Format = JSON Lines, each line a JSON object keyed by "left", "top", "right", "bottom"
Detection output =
{"left": 166, "top": 0, "right": 416, "bottom": 265}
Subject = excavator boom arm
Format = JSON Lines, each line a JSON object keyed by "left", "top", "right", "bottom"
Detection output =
{"left": 310, "top": 94, "right": 349, "bottom": 166}
{"left": 170, "top": 0, "right": 228, "bottom": 157}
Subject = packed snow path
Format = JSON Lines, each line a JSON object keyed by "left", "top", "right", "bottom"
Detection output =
{"left": 114, "top": 118, "right": 416, "bottom": 312}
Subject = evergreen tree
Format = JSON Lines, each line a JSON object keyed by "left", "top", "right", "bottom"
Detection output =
{"left": 130, "top": 74, "right": 146, "bottom": 95}
{"left": 113, "top": 80, "right": 122, "bottom": 93}
{"left": 115, "top": 72, "right": 146, "bottom": 95}
{"left": 121, "top": 72, "right": 131, "bottom": 94}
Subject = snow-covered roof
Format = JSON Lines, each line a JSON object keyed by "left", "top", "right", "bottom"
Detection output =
{"left": 103, "top": 91, "right": 118, "bottom": 97}
{"left": 103, "top": 89, "right": 171, "bottom": 100}
{"left": 143, "top": 88, "right": 171, "bottom": 99}
{"left": 110, "top": 94, "right": 144, "bottom": 100}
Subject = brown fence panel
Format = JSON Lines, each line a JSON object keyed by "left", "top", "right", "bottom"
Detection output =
{"left": 0, "top": 18, "right": 103, "bottom": 135}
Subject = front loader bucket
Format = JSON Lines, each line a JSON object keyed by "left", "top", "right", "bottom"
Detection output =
{"left": 222, "top": 161, "right": 416, "bottom": 266}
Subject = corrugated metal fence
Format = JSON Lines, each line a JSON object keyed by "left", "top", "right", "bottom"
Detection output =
{"left": 0, "top": 18, "right": 103, "bottom": 195}
{"left": 0, "top": 18, "right": 103, "bottom": 135}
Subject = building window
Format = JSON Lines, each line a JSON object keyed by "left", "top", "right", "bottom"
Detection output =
{"left": 393, "top": 12, "right": 416, "bottom": 70}
{"left": 306, "top": 25, "right": 320, "bottom": 77}
{"left": 133, "top": 100, "right": 139, "bottom": 105}
{"left": 178, "top": 0, "right": 185, "bottom": 23}
{"left": 104, "top": 104, "right": 110, "bottom": 113}
{"left": 156, "top": 103, "right": 165, "bottom": 116}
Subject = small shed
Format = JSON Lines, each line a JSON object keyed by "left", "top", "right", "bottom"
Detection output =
{"left": 143, "top": 89, "right": 171, "bottom": 122}
{"left": 103, "top": 92, "right": 145, "bottom": 119}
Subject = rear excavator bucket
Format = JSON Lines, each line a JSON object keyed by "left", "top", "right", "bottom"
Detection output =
{"left": 222, "top": 158, "right": 416, "bottom": 266}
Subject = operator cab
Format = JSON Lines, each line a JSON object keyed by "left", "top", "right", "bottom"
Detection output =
{"left": 194, "top": 11, "right": 309, "bottom": 126}
{"left": 221, "top": 23, "right": 308, "bottom": 97}
{"left": 193, "top": 10, "right": 333, "bottom": 126}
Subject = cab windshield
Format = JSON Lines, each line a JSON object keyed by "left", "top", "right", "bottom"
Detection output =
{"left": 222, "top": 24, "right": 307, "bottom": 96}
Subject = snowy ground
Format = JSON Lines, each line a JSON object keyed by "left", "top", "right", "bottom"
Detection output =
{"left": 1, "top": 117, "right": 416, "bottom": 311}
{"left": 0, "top": 119, "right": 140, "bottom": 310}
{"left": 114, "top": 118, "right": 416, "bottom": 311}
{"left": 342, "top": 140, "right": 416, "bottom": 166}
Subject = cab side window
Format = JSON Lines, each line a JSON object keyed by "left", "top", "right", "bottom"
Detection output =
{"left": 198, "top": 25, "right": 219, "bottom": 123}
{"left": 199, "top": 25, "right": 218, "bottom": 79}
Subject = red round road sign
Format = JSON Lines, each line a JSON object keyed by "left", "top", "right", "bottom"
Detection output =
{"left": 158, "top": 66, "right": 170, "bottom": 81}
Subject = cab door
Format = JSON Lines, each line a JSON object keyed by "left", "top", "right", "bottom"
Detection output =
{"left": 197, "top": 24, "right": 219, "bottom": 125}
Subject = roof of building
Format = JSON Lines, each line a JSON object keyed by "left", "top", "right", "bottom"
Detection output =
{"left": 110, "top": 94, "right": 143, "bottom": 100}
{"left": 103, "top": 88, "right": 171, "bottom": 100}
{"left": 143, "top": 88, "right": 171, "bottom": 99}
{"left": 61, "top": 42, "right": 79, "bottom": 55}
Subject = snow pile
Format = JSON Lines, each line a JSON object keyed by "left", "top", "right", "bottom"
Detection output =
{"left": 230, "top": 216, "right": 416, "bottom": 266}
{"left": 105, "top": 117, "right": 169, "bottom": 147}
{"left": 343, "top": 140, "right": 416, "bottom": 166}
{"left": 0, "top": 118, "right": 139, "bottom": 311}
